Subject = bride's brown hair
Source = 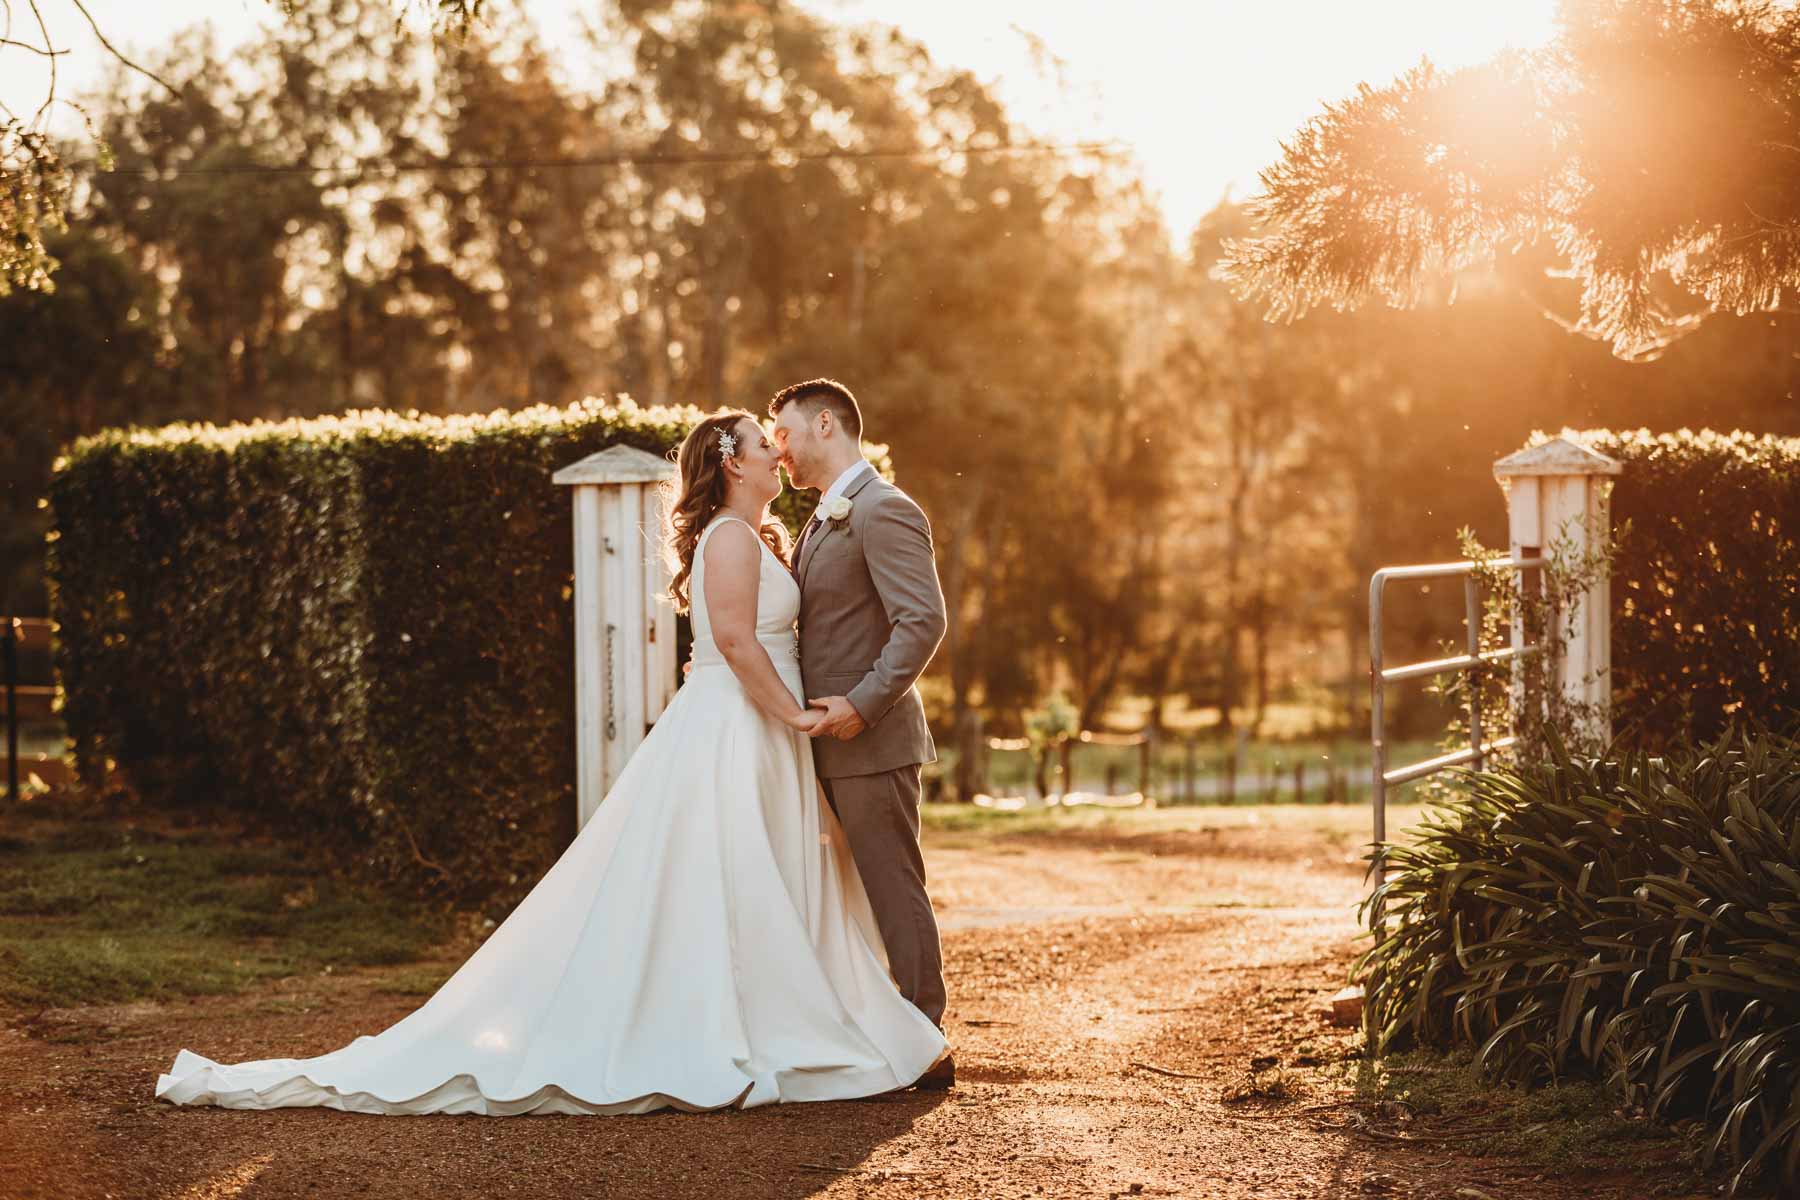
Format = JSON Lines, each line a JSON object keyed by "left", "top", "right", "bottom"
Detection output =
{"left": 663, "top": 410, "right": 792, "bottom": 614}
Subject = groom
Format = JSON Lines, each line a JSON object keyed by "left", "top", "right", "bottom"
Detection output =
{"left": 770, "top": 378, "right": 954, "bottom": 1090}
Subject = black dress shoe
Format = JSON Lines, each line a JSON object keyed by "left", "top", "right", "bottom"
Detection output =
{"left": 914, "top": 1050, "right": 955, "bottom": 1091}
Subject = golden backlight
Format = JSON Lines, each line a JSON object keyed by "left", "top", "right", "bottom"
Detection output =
{"left": 0, "top": 0, "right": 1562, "bottom": 235}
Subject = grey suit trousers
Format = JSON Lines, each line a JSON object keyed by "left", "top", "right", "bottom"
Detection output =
{"left": 821, "top": 766, "right": 946, "bottom": 1028}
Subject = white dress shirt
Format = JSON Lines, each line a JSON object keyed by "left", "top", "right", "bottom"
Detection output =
{"left": 816, "top": 459, "right": 874, "bottom": 512}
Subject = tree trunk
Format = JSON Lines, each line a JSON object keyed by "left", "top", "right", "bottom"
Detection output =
{"left": 1077, "top": 650, "right": 1125, "bottom": 732}
{"left": 1144, "top": 626, "right": 1186, "bottom": 733}
{"left": 939, "top": 482, "right": 984, "bottom": 724}
{"left": 1251, "top": 594, "right": 1270, "bottom": 737}
{"left": 849, "top": 243, "right": 866, "bottom": 338}
{"left": 1220, "top": 452, "right": 1252, "bottom": 736}
{"left": 1217, "top": 632, "right": 1236, "bottom": 735}
{"left": 704, "top": 284, "right": 730, "bottom": 411}
{"left": 952, "top": 708, "right": 984, "bottom": 803}
{"left": 1343, "top": 394, "right": 1381, "bottom": 733}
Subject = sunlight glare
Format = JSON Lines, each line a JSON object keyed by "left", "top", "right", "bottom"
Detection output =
{"left": 818, "top": 0, "right": 1564, "bottom": 233}
{"left": 0, "top": 0, "right": 1564, "bottom": 237}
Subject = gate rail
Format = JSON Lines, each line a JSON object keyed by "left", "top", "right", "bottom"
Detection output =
{"left": 1368, "top": 557, "right": 1545, "bottom": 928}
{"left": 4, "top": 616, "right": 61, "bottom": 802}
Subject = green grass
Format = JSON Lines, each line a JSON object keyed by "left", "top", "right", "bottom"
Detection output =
{"left": 0, "top": 818, "right": 453, "bottom": 1010}
{"left": 372, "top": 962, "right": 457, "bottom": 997}
{"left": 1355, "top": 1049, "right": 1711, "bottom": 1189}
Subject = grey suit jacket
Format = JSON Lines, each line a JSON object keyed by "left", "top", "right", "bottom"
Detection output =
{"left": 796, "top": 467, "right": 948, "bottom": 779}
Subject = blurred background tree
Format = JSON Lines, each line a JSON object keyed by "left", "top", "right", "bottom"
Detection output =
{"left": 5, "top": 0, "right": 1800, "bottom": 753}
{"left": 0, "top": 1, "right": 485, "bottom": 298}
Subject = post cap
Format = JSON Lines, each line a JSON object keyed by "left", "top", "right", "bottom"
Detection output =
{"left": 553, "top": 444, "right": 677, "bottom": 486}
{"left": 1493, "top": 435, "right": 1622, "bottom": 480}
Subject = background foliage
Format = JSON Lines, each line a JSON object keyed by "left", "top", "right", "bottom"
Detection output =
{"left": 6, "top": 0, "right": 1800, "bottom": 753}
{"left": 47, "top": 400, "right": 693, "bottom": 910}
{"left": 1544, "top": 428, "right": 1800, "bottom": 743}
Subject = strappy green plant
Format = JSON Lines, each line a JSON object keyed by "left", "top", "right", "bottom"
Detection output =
{"left": 1357, "top": 724, "right": 1800, "bottom": 1195}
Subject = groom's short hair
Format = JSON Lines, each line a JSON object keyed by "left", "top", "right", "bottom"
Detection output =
{"left": 769, "top": 378, "right": 863, "bottom": 439}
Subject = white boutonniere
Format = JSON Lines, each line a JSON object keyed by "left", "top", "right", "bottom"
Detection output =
{"left": 821, "top": 496, "right": 853, "bottom": 528}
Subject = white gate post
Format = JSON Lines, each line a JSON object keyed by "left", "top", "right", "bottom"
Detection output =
{"left": 553, "top": 445, "right": 679, "bottom": 829}
{"left": 1492, "top": 436, "right": 1621, "bottom": 745}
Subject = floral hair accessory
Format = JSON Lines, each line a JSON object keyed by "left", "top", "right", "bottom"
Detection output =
{"left": 716, "top": 429, "right": 738, "bottom": 458}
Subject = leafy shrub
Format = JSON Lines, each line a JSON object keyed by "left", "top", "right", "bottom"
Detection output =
{"left": 1360, "top": 726, "right": 1800, "bottom": 1195}
{"left": 1539, "top": 428, "right": 1800, "bottom": 742}
{"left": 44, "top": 399, "right": 708, "bottom": 911}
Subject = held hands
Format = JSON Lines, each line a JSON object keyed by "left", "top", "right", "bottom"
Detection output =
{"left": 785, "top": 707, "right": 826, "bottom": 734}
{"left": 805, "top": 695, "right": 867, "bottom": 741}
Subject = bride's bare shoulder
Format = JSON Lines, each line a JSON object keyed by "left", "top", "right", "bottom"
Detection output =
{"left": 701, "top": 516, "right": 760, "bottom": 568}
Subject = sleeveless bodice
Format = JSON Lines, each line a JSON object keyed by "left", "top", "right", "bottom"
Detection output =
{"left": 688, "top": 515, "right": 800, "bottom": 672}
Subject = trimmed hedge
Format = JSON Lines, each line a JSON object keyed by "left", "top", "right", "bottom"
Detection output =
{"left": 1537, "top": 428, "right": 1800, "bottom": 743}
{"left": 1362, "top": 727, "right": 1800, "bottom": 1195}
{"left": 46, "top": 399, "right": 705, "bottom": 911}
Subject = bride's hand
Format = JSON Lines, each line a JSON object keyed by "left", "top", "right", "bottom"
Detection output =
{"left": 786, "top": 708, "right": 825, "bottom": 734}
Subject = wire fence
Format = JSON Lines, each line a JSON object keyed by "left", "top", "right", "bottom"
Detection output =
{"left": 961, "top": 729, "right": 1441, "bottom": 807}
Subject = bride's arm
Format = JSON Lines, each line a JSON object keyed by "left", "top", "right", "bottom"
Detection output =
{"left": 702, "top": 522, "right": 820, "bottom": 732}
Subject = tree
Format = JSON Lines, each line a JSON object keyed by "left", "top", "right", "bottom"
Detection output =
{"left": 83, "top": 4, "right": 449, "bottom": 423}
{"left": 424, "top": 8, "right": 615, "bottom": 410}
{"left": 1223, "top": 0, "right": 1800, "bottom": 361}
{"left": 0, "top": 0, "right": 484, "bottom": 297}
{"left": 22, "top": 0, "right": 1792, "bottom": 747}
{"left": 0, "top": 225, "right": 177, "bottom": 610}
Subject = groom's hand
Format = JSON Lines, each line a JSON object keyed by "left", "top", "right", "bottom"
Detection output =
{"left": 807, "top": 695, "right": 867, "bottom": 740}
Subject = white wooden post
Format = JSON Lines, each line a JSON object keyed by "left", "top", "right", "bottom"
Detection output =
{"left": 1492, "top": 436, "right": 1621, "bottom": 744}
{"left": 552, "top": 445, "right": 679, "bottom": 829}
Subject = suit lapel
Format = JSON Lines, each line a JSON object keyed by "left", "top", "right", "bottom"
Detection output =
{"left": 799, "top": 465, "right": 879, "bottom": 587}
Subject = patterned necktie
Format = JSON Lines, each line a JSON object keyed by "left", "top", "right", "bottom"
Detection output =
{"left": 795, "top": 513, "right": 822, "bottom": 573}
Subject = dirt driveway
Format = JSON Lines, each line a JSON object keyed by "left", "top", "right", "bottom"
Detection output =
{"left": 0, "top": 804, "right": 1711, "bottom": 1200}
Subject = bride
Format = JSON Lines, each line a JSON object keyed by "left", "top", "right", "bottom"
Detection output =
{"left": 154, "top": 410, "right": 949, "bottom": 1115}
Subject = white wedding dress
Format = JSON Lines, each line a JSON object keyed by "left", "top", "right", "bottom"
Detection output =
{"left": 154, "top": 514, "right": 947, "bottom": 1115}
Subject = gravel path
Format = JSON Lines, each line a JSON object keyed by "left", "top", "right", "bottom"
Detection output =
{"left": 1, "top": 808, "right": 1712, "bottom": 1200}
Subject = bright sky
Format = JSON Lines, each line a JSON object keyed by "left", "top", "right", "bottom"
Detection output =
{"left": 1, "top": 0, "right": 1561, "bottom": 237}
